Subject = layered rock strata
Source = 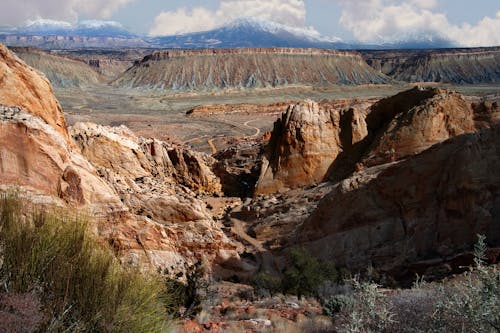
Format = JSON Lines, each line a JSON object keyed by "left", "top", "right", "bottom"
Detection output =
{"left": 114, "top": 48, "right": 391, "bottom": 90}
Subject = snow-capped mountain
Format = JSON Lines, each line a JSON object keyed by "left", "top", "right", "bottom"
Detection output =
{"left": 20, "top": 19, "right": 73, "bottom": 35}
{"left": 14, "top": 19, "right": 134, "bottom": 38}
{"left": 0, "top": 17, "right": 456, "bottom": 50}
{"left": 0, "top": 19, "right": 148, "bottom": 49}
{"left": 154, "top": 17, "right": 347, "bottom": 49}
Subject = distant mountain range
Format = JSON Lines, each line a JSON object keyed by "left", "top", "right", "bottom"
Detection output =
{"left": 0, "top": 17, "right": 456, "bottom": 50}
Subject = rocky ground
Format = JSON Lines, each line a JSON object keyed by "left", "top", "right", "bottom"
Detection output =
{"left": 1, "top": 42, "right": 500, "bottom": 331}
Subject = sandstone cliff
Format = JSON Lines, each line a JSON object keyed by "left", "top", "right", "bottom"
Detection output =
{"left": 254, "top": 87, "right": 497, "bottom": 194}
{"left": 0, "top": 43, "right": 70, "bottom": 143}
{"left": 113, "top": 48, "right": 391, "bottom": 90}
{"left": 254, "top": 100, "right": 343, "bottom": 194}
{"left": 300, "top": 125, "right": 500, "bottom": 277}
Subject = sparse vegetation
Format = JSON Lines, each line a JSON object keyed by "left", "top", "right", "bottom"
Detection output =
{"left": 252, "top": 272, "right": 281, "bottom": 297}
{"left": 324, "top": 234, "right": 500, "bottom": 333}
{"left": 282, "top": 247, "right": 341, "bottom": 299}
{"left": 162, "top": 260, "right": 206, "bottom": 318}
{"left": 0, "top": 194, "right": 172, "bottom": 332}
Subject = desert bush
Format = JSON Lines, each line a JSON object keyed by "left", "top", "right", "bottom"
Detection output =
{"left": 282, "top": 247, "right": 340, "bottom": 299}
{"left": 162, "top": 260, "right": 206, "bottom": 318}
{"left": 328, "top": 235, "right": 500, "bottom": 333}
{"left": 0, "top": 194, "right": 171, "bottom": 332}
{"left": 430, "top": 235, "right": 500, "bottom": 332}
{"left": 323, "top": 294, "right": 355, "bottom": 317}
{"left": 340, "top": 280, "right": 395, "bottom": 333}
{"left": 252, "top": 272, "right": 281, "bottom": 297}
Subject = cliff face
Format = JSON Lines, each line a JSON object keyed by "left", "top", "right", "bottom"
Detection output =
{"left": 254, "top": 100, "right": 344, "bottom": 195}
{"left": 113, "top": 48, "right": 391, "bottom": 90}
{"left": 0, "top": 43, "right": 70, "bottom": 143}
{"left": 10, "top": 47, "right": 104, "bottom": 87}
{"left": 300, "top": 125, "right": 500, "bottom": 276}
{"left": 254, "top": 87, "right": 485, "bottom": 194}
{"left": 362, "top": 47, "right": 500, "bottom": 84}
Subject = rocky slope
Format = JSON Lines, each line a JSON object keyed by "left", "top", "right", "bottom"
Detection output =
{"left": 218, "top": 87, "right": 499, "bottom": 282}
{"left": 0, "top": 43, "right": 243, "bottom": 278}
{"left": 362, "top": 47, "right": 500, "bottom": 84}
{"left": 0, "top": 43, "right": 70, "bottom": 143}
{"left": 300, "top": 125, "right": 500, "bottom": 278}
{"left": 113, "top": 48, "right": 391, "bottom": 90}
{"left": 11, "top": 47, "right": 104, "bottom": 87}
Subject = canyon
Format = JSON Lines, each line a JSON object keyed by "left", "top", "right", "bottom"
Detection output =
{"left": 0, "top": 42, "right": 499, "bottom": 331}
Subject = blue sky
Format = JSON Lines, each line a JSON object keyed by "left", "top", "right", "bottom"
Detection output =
{"left": 1, "top": 0, "right": 499, "bottom": 46}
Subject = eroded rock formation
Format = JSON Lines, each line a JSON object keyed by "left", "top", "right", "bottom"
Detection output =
{"left": 0, "top": 43, "right": 242, "bottom": 278}
{"left": 300, "top": 125, "right": 500, "bottom": 277}
{"left": 113, "top": 48, "right": 391, "bottom": 90}
{"left": 255, "top": 100, "right": 343, "bottom": 194}
{"left": 362, "top": 47, "right": 500, "bottom": 84}
{"left": 0, "top": 43, "right": 70, "bottom": 143}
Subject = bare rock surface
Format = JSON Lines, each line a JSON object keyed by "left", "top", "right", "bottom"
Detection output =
{"left": 300, "top": 125, "right": 500, "bottom": 277}
{"left": 0, "top": 43, "right": 70, "bottom": 143}
{"left": 0, "top": 44, "right": 242, "bottom": 278}
{"left": 255, "top": 100, "right": 343, "bottom": 194}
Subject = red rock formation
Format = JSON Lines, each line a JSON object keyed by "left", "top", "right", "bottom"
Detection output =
{"left": 300, "top": 125, "right": 500, "bottom": 276}
{"left": 255, "top": 100, "right": 342, "bottom": 194}
{"left": 0, "top": 44, "right": 242, "bottom": 278}
{"left": 361, "top": 88, "right": 476, "bottom": 167}
{"left": 0, "top": 43, "right": 70, "bottom": 143}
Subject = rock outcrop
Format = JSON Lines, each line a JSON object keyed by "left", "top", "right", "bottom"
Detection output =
{"left": 360, "top": 88, "right": 476, "bottom": 167}
{"left": 255, "top": 100, "right": 343, "bottom": 194}
{"left": 254, "top": 87, "right": 497, "bottom": 194}
{"left": 362, "top": 47, "right": 500, "bottom": 84}
{"left": 300, "top": 125, "right": 500, "bottom": 277}
{"left": 0, "top": 43, "right": 70, "bottom": 143}
{"left": 113, "top": 48, "right": 391, "bottom": 90}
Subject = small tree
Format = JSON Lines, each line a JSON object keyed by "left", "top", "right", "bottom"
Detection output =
{"left": 282, "top": 247, "right": 339, "bottom": 298}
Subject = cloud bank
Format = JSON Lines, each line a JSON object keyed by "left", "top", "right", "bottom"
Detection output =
{"left": 149, "top": 0, "right": 307, "bottom": 36}
{"left": 0, "top": 0, "right": 133, "bottom": 25}
{"left": 336, "top": 0, "right": 500, "bottom": 47}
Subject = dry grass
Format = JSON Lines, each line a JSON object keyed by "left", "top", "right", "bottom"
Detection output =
{"left": 0, "top": 194, "right": 172, "bottom": 332}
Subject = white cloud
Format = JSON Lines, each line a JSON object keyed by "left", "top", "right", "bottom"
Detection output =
{"left": 149, "top": 7, "right": 217, "bottom": 36}
{"left": 0, "top": 0, "right": 133, "bottom": 25}
{"left": 149, "top": 0, "right": 307, "bottom": 36}
{"left": 336, "top": 0, "right": 500, "bottom": 46}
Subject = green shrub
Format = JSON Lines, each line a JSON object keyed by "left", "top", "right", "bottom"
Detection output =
{"left": 323, "top": 294, "right": 355, "bottom": 316}
{"left": 0, "top": 194, "right": 171, "bottom": 332}
{"left": 282, "top": 247, "right": 340, "bottom": 298}
{"left": 252, "top": 272, "right": 281, "bottom": 297}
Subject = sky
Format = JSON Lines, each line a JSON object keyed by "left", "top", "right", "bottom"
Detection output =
{"left": 0, "top": 0, "right": 499, "bottom": 46}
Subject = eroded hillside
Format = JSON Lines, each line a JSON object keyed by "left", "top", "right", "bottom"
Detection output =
{"left": 362, "top": 47, "right": 500, "bottom": 84}
{"left": 113, "top": 48, "right": 392, "bottom": 90}
{"left": 10, "top": 47, "right": 104, "bottom": 87}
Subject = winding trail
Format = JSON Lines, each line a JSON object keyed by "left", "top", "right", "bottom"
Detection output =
{"left": 243, "top": 120, "right": 261, "bottom": 138}
{"left": 230, "top": 218, "right": 275, "bottom": 274}
{"left": 207, "top": 138, "right": 217, "bottom": 154}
